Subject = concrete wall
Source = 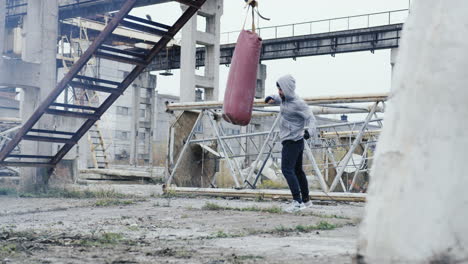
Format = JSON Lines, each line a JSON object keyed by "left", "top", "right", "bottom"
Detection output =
{"left": 357, "top": 1, "right": 468, "bottom": 262}
{"left": 153, "top": 93, "right": 179, "bottom": 166}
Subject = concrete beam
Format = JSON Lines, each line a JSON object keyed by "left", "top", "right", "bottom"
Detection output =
{"left": 0, "top": 58, "right": 40, "bottom": 88}
{"left": 149, "top": 24, "right": 403, "bottom": 71}
{"left": 195, "top": 75, "right": 214, "bottom": 89}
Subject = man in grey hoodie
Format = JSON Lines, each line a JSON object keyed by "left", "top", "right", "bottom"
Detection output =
{"left": 265, "top": 74, "right": 316, "bottom": 212}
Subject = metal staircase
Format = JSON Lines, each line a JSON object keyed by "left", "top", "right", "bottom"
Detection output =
{"left": 0, "top": 0, "right": 207, "bottom": 168}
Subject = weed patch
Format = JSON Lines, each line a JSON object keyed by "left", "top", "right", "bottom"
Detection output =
{"left": 17, "top": 188, "right": 132, "bottom": 199}
{"left": 0, "top": 187, "right": 17, "bottom": 196}
{"left": 94, "top": 199, "right": 135, "bottom": 207}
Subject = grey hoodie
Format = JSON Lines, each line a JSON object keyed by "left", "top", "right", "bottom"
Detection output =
{"left": 269, "top": 75, "right": 317, "bottom": 143}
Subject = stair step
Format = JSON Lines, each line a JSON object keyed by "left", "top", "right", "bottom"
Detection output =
{"left": 94, "top": 52, "right": 146, "bottom": 66}
{"left": 124, "top": 15, "right": 171, "bottom": 30}
{"left": 119, "top": 20, "right": 167, "bottom": 36}
{"left": 70, "top": 81, "right": 122, "bottom": 94}
{"left": 45, "top": 109, "right": 99, "bottom": 120}
{"left": 74, "top": 75, "right": 121, "bottom": 86}
{"left": 29, "top": 129, "right": 76, "bottom": 136}
{"left": 0, "top": 161, "right": 55, "bottom": 168}
{"left": 99, "top": 45, "right": 147, "bottom": 59}
{"left": 23, "top": 135, "right": 75, "bottom": 144}
{"left": 51, "top": 103, "right": 99, "bottom": 111}
{"left": 8, "top": 154, "right": 54, "bottom": 159}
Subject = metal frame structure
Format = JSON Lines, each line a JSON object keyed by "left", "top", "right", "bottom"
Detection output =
{"left": 0, "top": 0, "right": 207, "bottom": 168}
{"left": 221, "top": 9, "right": 409, "bottom": 43}
{"left": 148, "top": 8, "right": 408, "bottom": 71}
{"left": 165, "top": 95, "right": 386, "bottom": 194}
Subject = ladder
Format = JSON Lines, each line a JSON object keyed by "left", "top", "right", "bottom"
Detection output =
{"left": 0, "top": 0, "right": 207, "bottom": 168}
{"left": 88, "top": 123, "right": 109, "bottom": 169}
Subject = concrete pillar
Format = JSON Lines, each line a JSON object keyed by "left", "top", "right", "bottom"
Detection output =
{"left": 357, "top": 1, "right": 468, "bottom": 262}
{"left": 180, "top": 0, "right": 223, "bottom": 102}
{"left": 179, "top": 15, "right": 196, "bottom": 102}
{"left": 130, "top": 84, "right": 140, "bottom": 166}
{"left": 0, "top": 0, "right": 5, "bottom": 55}
{"left": 19, "top": 87, "right": 40, "bottom": 190}
{"left": 255, "top": 64, "right": 267, "bottom": 99}
{"left": 22, "top": 0, "right": 43, "bottom": 63}
{"left": 19, "top": 0, "right": 58, "bottom": 191}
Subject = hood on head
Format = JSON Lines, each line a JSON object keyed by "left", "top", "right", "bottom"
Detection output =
{"left": 277, "top": 74, "right": 296, "bottom": 100}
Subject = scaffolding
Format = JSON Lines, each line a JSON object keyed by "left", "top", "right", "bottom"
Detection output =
{"left": 166, "top": 94, "right": 386, "bottom": 195}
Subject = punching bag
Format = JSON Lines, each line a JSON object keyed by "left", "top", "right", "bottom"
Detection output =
{"left": 222, "top": 30, "right": 262, "bottom": 126}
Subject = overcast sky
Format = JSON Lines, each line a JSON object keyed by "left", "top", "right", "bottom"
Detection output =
{"left": 133, "top": 0, "right": 411, "bottom": 106}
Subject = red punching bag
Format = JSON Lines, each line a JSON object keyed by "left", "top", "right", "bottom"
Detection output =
{"left": 222, "top": 30, "right": 262, "bottom": 126}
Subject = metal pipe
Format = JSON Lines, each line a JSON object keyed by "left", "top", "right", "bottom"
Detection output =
{"left": 166, "top": 93, "right": 389, "bottom": 111}
{"left": 320, "top": 130, "right": 381, "bottom": 139}
{"left": 252, "top": 105, "right": 385, "bottom": 115}
{"left": 189, "top": 119, "right": 383, "bottom": 144}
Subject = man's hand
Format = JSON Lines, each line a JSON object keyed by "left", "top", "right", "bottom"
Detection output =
{"left": 265, "top": 96, "right": 275, "bottom": 104}
{"left": 304, "top": 129, "right": 310, "bottom": 140}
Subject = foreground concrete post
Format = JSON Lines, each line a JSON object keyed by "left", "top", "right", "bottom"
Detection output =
{"left": 357, "top": 1, "right": 468, "bottom": 263}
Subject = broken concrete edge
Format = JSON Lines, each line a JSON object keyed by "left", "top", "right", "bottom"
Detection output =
{"left": 162, "top": 185, "right": 367, "bottom": 202}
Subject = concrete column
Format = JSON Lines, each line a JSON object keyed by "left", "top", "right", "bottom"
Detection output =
{"left": 0, "top": 0, "right": 6, "bottom": 55}
{"left": 19, "top": 87, "right": 40, "bottom": 190}
{"left": 180, "top": 0, "right": 223, "bottom": 102}
{"left": 203, "top": 0, "right": 223, "bottom": 101}
{"left": 22, "top": 0, "right": 42, "bottom": 63}
{"left": 130, "top": 84, "right": 140, "bottom": 166}
{"left": 179, "top": 15, "right": 197, "bottom": 102}
{"left": 358, "top": 0, "right": 468, "bottom": 262}
{"left": 255, "top": 64, "right": 267, "bottom": 99}
{"left": 19, "top": 0, "right": 58, "bottom": 191}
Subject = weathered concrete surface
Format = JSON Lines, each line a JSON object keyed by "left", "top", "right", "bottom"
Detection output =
{"left": 19, "top": 0, "right": 59, "bottom": 192}
{"left": 358, "top": 1, "right": 468, "bottom": 263}
{"left": 0, "top": 59, "right": 40, "bottom": 88}
{"left": 170, "top": 111, "right": 217, "bottom": 187}
{"left": 0, "top": 189, "right": 364, "bottom": 263}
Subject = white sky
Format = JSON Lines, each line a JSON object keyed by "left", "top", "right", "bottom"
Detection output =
{"left": 133, "top": 0, "right": 411, "bottom": 102}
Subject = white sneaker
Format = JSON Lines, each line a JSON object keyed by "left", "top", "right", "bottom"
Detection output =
{"left": 303, "top": 200, "right": 313, "bottom": 208}
{"left": 284, "top": 200, "right": 306, "bottom": 213}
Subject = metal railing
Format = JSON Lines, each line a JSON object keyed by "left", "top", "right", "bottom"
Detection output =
{"left": 221, "top": 9, "right": 409, "bottom": 44}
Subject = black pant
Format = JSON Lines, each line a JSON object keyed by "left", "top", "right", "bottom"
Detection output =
{"left": 281, "top": 139, "right": 309, "bottom": 203}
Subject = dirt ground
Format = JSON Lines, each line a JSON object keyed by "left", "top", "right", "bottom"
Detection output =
{"left": 0, "top": 184, "right": 364, "bottom": 264}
